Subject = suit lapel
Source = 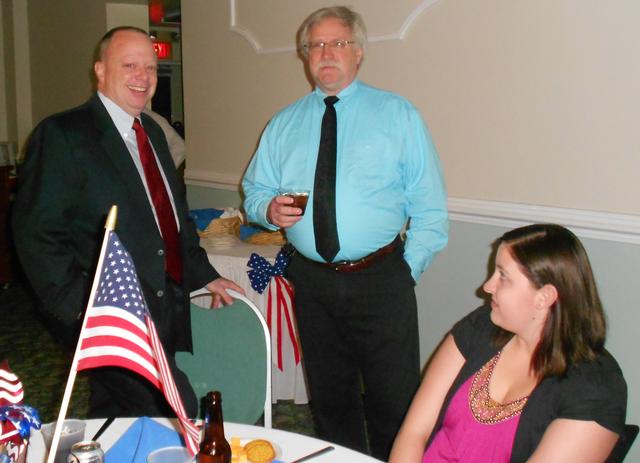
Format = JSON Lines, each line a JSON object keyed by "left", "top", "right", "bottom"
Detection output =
{"left": 88, "top": 95, "right": 159, "bottom": 228}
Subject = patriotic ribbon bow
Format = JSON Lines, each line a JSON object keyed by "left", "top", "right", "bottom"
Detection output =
{"left": 0, "top": 405, "right": 41, "bottom": 438}
{"left": 247, "top": 251, "right": 289, "bottom": 294}
{"left": 247, "top": 250, "right": 300, "bottom": 371}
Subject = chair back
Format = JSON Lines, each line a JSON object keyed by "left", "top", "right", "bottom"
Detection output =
{"left": 176, "top": 289, "right": 272, "bottom": 428}
{"left": 605, "top": 424, "right": 638, "bottom": 463}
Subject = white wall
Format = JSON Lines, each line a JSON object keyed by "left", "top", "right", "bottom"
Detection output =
{"left": 4, "top": 0, "right": 148, "bottom": 152}
{"left": 0, "top": 0, "right": 7, "bottom": 141}
{"left": 186, "top": 183, "right": 640, "bottom": 461}
{"left": 105, "top": 3, "right": 148, "bottom": 31}
{"left": 182, "top": 7, "right": 640, "bottom": 454}
{"left": 11, "top": 0, "right": 31, "bottom": 154}
{"left": 182, "top": 0, "right": 640, "bottom": 216}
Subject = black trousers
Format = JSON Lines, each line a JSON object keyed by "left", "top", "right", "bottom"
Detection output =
{"left": 87, "top": 276, "right": 198, "bottom": 418}
{"left": 288, "top": 245, "right": 420, "bottom": 460}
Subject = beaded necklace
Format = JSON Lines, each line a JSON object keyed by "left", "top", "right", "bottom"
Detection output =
{"left": 469, "top": 351, "right": 530, "bottom": 424}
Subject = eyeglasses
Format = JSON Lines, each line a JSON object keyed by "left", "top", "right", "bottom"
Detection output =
{"left": 303, "top": 40, "right": 356, "bottom": 52}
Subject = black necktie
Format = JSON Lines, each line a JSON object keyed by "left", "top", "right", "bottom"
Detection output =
{"left": 313, "top": 96, "right": 340, "bottom": 262}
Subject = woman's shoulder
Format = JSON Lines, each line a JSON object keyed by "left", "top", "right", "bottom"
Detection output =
{"left": 453, "top": 305, "right": 494, "bottom": 337}
{"left": 561, "top": 350, "right": 626, "bottom": 397}
{"left": 515, "top": 350, "right": 627, "bottom": 460}
{"left": 539, "top": 349, "right": 627, "bottom": 434}
{"left": 452, "top": 305, "right": 498, "bottom": 358}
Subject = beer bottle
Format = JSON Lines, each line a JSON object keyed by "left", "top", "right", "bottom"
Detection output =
{"left": 198, "top": 391, "right": 232, "bottom": 463}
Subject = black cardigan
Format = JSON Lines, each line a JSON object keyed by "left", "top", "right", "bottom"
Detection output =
{"left": 426, "top": 306, "right": 627, "bottom": 462}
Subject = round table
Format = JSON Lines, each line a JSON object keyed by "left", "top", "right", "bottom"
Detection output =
{"left": 27, "top": 418, "right": 383, "bottom": 463}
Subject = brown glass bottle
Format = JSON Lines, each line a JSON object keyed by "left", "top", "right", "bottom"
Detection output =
{"left": 198, "top": 391, "right": 232, "bottom": 463}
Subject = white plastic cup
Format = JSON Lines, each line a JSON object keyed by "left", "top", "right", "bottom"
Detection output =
{"left": 40, "top": 419, "right": 86, "bottom": 463}
{"left": 147, "top": 446, "right": 193, "bottom": 463}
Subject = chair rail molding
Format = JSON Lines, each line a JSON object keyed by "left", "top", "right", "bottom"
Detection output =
{"left": 185, "top": 171, "right": 640, "bottom": 245}
{"left": 229, "top": 0, "right": 442, "bottom": 55}
{"left": 449, "top": 197, "right": 640, "bottom": 245}
{"left": 185, "top": 169, "right": 241, "bottom": 190}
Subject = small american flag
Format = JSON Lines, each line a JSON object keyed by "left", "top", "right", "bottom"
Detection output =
{"left": 76, "top": 231, "right": 200, "bottom": 455}
{"left": 0, "top": 361, "right": 23, "bottom": 406}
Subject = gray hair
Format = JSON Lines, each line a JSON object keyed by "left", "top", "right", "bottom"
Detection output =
{"left": 297, "top": 6, "right": 367, "bottom": 57}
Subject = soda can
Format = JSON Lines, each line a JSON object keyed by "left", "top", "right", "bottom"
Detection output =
{"left": 67, "top": 441, "right": 104, "bottom": 463}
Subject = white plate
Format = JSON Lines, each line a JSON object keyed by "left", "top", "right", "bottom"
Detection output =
{"left": 230, "top": 436, "right": 282, "bottom": 460}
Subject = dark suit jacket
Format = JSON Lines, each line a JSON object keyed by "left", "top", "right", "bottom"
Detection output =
{"left": 12, "top": 95, "right": 219, "bottom": 350}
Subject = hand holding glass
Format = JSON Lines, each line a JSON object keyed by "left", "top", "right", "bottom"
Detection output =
{"left": 280, "top": 190, "right": 309, "bottom": 215}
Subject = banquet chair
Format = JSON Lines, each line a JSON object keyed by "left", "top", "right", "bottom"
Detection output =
{"left": 176, "top": 289, "right": 272, "bottom": 428}
{"left": 605, "top": 424, "right": 638, "bottom": 463}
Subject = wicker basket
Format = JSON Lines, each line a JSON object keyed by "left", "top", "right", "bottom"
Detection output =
{"left": 198, "top": 216, "right": 241, "bottom": 237}
{"left": 244, "top": 230, "right": 287, "bottom": 246}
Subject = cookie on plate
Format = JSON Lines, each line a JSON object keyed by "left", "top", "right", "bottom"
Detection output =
{"left": 244, "top": 439, "right": 276, "bottom": 463}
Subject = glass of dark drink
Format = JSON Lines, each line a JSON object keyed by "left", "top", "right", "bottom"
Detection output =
{"left": 281, "top": 190, "right": 310, "bottom": 215}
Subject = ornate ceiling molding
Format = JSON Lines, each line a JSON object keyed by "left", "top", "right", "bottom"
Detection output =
{"left": 229, "top": 0, "right": 442, "bottom": 54}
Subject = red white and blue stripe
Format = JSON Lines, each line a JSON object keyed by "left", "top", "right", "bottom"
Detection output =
{"left": 0, "top": 361, "right": 24, "bottom": 406}
{"left": 76, "top": 231, "right": 200, "bottom": 455}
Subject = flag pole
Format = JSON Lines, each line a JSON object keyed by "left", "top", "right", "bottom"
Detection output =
{"left": 46, "top": 206, "right": 118, "bottom": 463}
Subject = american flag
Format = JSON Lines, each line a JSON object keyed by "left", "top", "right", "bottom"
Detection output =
{"left": 0, "top": 361, "right": 23, "bottom": 406}
{"left": 76, "top": 231, "right": 200, "bottom": 455}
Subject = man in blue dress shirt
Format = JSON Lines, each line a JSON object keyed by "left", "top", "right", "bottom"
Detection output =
{"left": 242, "top": 6, "right": 448, "bottom": 459}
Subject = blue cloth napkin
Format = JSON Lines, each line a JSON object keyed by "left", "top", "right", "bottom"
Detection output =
{"left": 239, "top": 224, "right": 263, "bottom": 241}
{"left": 104, "top": 417, "right": 184, "bottom": 463}
{"left": 190, "top": 208, "right": 224, "bottom": 231}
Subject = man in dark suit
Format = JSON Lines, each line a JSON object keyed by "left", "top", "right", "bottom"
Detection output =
{"left": 12, "top": 26, "right": 242, "bottom": 418}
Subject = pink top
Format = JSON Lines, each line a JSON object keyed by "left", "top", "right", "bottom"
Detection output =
{"left": 422, "top": 375, "right": 522, "bottom": 462}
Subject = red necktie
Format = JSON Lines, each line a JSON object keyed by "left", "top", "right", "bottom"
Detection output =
{"left": 133, "top": 118, "right": 182, "bottom": 283}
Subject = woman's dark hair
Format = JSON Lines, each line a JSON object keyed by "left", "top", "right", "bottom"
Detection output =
{"left": 493, "top": 223, "right": 606, "bottom": 379}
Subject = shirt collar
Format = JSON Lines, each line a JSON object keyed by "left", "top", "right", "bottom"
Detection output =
{"left": 97, "top": 91, "right": 138, "bottom": 136}
{"left": 313, "top": 78, "right": 360, "bottom": 106}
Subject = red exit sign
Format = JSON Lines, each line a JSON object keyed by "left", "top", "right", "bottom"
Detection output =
{"left": 153, "top": 42, "right": 171, "bottom": 59}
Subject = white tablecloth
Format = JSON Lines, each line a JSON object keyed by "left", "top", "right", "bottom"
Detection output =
{"left": 196, "top": 236, "right": 308, "bottom": 404}
{"left": 27, "top": 418, "right": 383, "bottom": 463}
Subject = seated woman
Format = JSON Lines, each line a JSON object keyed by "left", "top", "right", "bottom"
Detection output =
{"left": 389, "top": 224, "right": 627, "bottom": 463}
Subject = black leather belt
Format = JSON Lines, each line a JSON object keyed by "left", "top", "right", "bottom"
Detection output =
{"left": 304, "top": 236, "right": 402, "bottom": 273}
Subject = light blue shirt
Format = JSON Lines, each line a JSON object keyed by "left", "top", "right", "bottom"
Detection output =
{"left": 242, "top": 79, "right": 448, "bottom": 281}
